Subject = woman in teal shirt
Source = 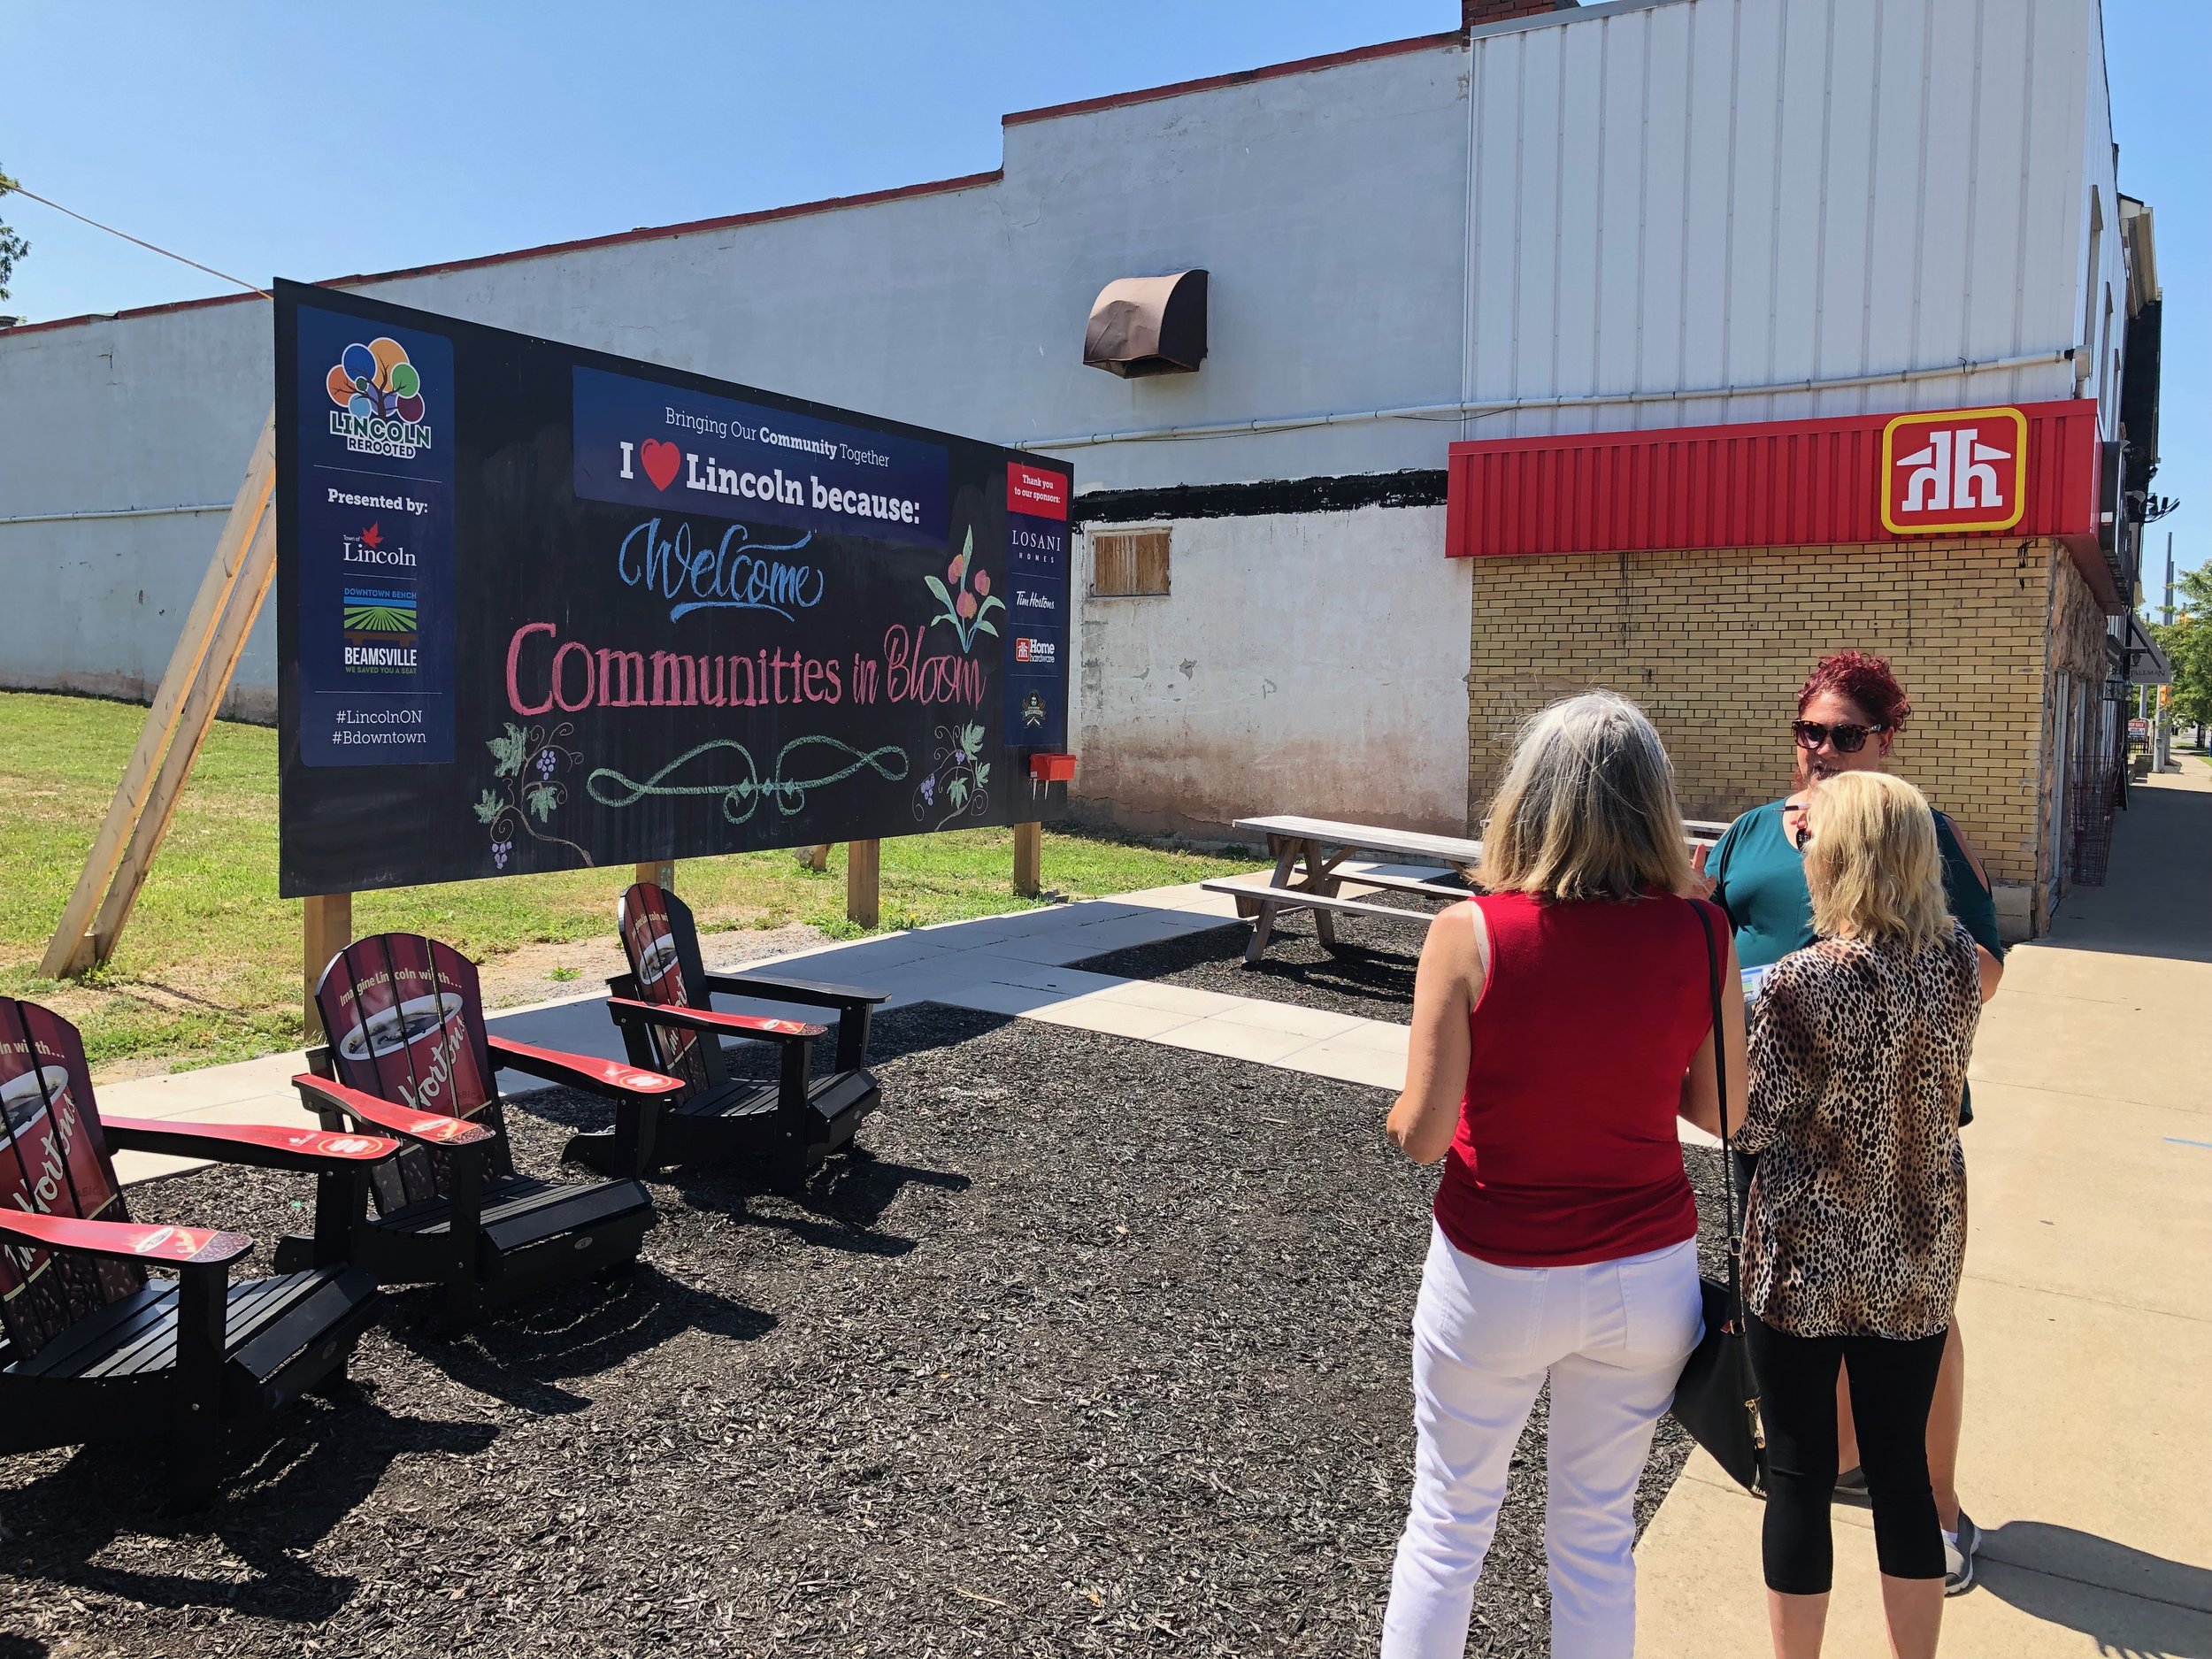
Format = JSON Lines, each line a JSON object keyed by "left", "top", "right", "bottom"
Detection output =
{"left": 1701, "top": 650, "right": 2002, "bottom": 1598}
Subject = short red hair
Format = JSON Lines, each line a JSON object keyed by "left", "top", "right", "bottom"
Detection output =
{"left": 1797, "top": 650, "right": 1911, "bottom": 731}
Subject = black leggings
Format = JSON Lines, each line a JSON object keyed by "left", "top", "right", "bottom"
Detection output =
{"left": 1746, "top": 1312, "right": 1948, "bottom": 1594}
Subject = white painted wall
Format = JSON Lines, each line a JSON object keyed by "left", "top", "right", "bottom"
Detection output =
{"left": 1069, "top": 507, "right": 1472, "bottom": 837}
{"left": 0, "top": 0, "right": 2131, "bottom": 837}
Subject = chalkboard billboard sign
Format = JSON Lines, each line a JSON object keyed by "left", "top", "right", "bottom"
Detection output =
{"left": 274, "top": 280, "right": 1073, "bottom": 899}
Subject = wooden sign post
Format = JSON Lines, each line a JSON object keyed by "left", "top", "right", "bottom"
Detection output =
{"left": 1013, "top": 820, "right": 1042, "bottom": 897}
{"left": 302, "top": 892, "right": 352, "bottom": 1041}
{"left": 846, "top": 840, "right": 880, "bottom": 928}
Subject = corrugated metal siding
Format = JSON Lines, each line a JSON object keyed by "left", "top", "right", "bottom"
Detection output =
{"left": 1445, "top": 398, "right": 2102, "bottom": 560}
{"left": 1459, "top": 0, "right": 2101, "bottom": 435}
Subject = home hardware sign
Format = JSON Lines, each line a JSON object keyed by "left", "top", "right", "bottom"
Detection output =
{"left": 275, "top": 280, "right": 1072, "bottom": 898}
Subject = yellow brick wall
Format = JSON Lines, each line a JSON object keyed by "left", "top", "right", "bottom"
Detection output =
{"left": 1463, "top": 538, "right": 2073, "bottom": 889}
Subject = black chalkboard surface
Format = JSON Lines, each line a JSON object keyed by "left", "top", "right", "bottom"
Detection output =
{"left": 275, "top": 280, "right": 1072, "bottom": 898}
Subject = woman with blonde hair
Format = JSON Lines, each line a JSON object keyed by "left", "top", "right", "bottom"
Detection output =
{"left": 1382, "top": 692, "right": 1746, "bottom": 1659}
{"left": 1737, "top": 770, "right": 1981, "bottom": 1659}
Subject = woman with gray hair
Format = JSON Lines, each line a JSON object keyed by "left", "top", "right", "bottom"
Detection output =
{"left": 1382, "top": 692, "right": 1747, "bottom": 1659}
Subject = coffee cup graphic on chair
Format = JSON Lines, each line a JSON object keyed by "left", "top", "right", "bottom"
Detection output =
{"left": 0, "top": 1065, "right": 73, "bottom": 1138}
{"left": 337, "top": 992, "right": 468, "bottom": 1064}
{"left": 633, "top": 932, "right": 680, "bottom": 990}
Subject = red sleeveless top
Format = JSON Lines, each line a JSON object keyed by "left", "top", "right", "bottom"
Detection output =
{"left": 1432, "top": 891, "right": 1716, "bottom": 1267}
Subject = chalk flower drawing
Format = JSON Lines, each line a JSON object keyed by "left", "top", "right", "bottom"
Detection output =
{"left": 912, "top": 722, "right": 990, "bottom": 830}
{"left": 588, "top": 735, "right": 908, "bottom": 825}
{"left": 476, "top": 721, "right": 593, "bottom": 869}
{"left": 924, "top": 528, "right": 1002, "bottom": 654}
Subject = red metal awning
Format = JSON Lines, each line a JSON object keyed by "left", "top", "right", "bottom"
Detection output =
{"left": 1445, "top": 398, "right": 2108, "bottom": 603}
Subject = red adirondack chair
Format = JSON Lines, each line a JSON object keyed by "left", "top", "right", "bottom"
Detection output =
{"left": 292, "top": 934, "right": 682, "bottom": 1328}
{"left": 0, "top": 998, "right": 396, "bottom": 1505}
{"left": 583, "top": 883, "right": 887, "bottom": 1187}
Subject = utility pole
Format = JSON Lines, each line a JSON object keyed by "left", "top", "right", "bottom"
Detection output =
{"left": 2154, "top": 533, "right": 2175, "bottom": 772}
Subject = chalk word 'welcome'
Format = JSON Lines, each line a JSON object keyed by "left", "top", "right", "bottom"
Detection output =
{"left": 617, "top": 517, "right": 826, "bottom": 621}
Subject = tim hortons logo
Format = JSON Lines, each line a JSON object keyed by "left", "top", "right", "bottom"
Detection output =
{"left": 1881, "top": 407, "right": 2027, "bottom": 535}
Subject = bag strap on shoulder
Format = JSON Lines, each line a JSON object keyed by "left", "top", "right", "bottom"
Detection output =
{"left": 1690, "top": 899, "right": 1747, "bottom": 1322}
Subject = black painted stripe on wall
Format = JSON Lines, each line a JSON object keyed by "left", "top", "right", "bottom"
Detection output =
{"left": 1070, "top": 469, "right": 1448, "bottom": 526}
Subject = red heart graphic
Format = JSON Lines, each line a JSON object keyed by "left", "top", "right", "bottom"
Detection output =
{"left": 639, "top": 438, "right": 682, "bottom": 491}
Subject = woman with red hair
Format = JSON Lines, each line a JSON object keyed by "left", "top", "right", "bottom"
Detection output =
{"left": 1701, "top": 650, "right": 2004, "bottom": 1597}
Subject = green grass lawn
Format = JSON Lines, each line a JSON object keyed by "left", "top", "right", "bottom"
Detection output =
{"left": 0, "top": 692, "right": 1256, "bottom": 1074}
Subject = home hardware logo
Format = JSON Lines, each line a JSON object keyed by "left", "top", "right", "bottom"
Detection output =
{"left": 1879, "top": 407, "right": 2026, "bottom": 535}
{"left": 326, "top": 337, "right": 434, "bottom": 459}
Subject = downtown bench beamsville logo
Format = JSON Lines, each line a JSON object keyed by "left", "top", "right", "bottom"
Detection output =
{"left": 342, "top": 579, "right": 419, "bottom": 672}
{"left": 326, "top": 336, "right": 434, "bottom": 459}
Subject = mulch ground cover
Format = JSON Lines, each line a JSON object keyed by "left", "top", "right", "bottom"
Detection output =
{"left": 0, "top": 1001, "right": 1727, "bottom": 1658}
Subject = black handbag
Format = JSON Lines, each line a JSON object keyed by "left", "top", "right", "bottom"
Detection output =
{"left": 1668, "top": 901, "right": 1769, "bottom": 1495}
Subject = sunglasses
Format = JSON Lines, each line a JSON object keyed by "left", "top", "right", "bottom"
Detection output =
{"left": 1791, "top": 719, "right": 1888, "bottom": 754}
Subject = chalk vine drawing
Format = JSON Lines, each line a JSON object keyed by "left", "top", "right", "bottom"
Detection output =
{"left": 476, "top": 721, "right": 593, "bottom": 869}
{"left": 924, "top": 527, "right": 1002, "bottom": 654}
{"left": 912, "top": 722, "right": 990, "bottom": 830}
{"left": 588, "top": 736, "right": 909, "bottom": 825}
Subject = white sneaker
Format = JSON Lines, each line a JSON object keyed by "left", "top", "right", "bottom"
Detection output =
{"left": 1943, "top": 1509, "right": 1981, "bottom": 1595}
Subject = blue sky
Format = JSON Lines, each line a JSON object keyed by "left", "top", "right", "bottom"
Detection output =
{"left": 1, "top": 0, "right": 2200, "bottom": 580}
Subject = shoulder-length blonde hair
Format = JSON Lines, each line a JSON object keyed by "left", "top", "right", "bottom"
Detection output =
{"left": 1475, "top": 692, "right": 1694, "bottom": 902}
{"left": 1802, "top": 771, "right": 1953, "bottom": 950}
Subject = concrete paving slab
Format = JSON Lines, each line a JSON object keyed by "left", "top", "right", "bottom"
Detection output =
{"left": 1962, "top": 1079, "right": 2212, "bottom": 1321}
{"left": 1022, "top": 995, "right": 1208, "bottom": 1042}
{"left": 1274, "top": 1034, "right": 1404, "bottom": 1090}
{"left": 1147, "top": 1015, "right": 1343, "bottom": 1066}
{"left": 1083, "top": 979, "right": 1255, "bottom": 1018}
{"left": 1972, "top": 989, "right": 2212, "bottom": 1115}
{"left": 1634, "top": 1454, "right": 2212, "bottom": 1658}
{"left": 1200, "top": 998, "right": 1371, "bottom": 1041}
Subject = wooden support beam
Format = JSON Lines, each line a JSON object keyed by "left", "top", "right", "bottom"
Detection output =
{"left": 303, "top": 893, "right": 353, "bottom": 1042}
{"left": 88, "top": 510, "right": 277, "bottom": 966}
{"left": 634, "top": 859, "right": 675, "bottom": 892}
{"left": 1013, "top": 820, "right": 1042, "bottom": 897}
{"left": 845, "top": 840, "right": 880, "bottom": 929}
{"left": 41, "top": 414, "right": 276, "bottom": 979}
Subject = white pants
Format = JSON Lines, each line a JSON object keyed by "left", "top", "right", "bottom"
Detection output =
{"left": 1381, "top": 1225, "right": 1702, "bottom": 1659}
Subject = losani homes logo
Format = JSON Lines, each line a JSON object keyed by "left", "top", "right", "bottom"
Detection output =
{"left": 326, "top": 337, "right": 434, "bottom": 458}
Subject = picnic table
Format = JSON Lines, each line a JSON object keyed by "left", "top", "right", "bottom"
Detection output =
{"left": 1202, "top": 814, "right": 1732, "bottom": 964}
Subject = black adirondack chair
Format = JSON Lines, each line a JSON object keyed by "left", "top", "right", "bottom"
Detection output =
{"left": 288, "top": 934, "right": 682, "bottom": 1328}
{"left": 0, "top": 998, "right": 396, "bottom": 1505}
{"left": 574, "top": 883, "right": 887, "bottom": 1187}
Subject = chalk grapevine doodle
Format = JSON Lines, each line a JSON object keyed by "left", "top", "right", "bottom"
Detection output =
{"left": 276, "top": 282, "right": 1071, "bottom": 896}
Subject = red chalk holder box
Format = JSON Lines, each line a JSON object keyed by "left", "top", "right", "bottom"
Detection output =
{"left": 1028, "top": 753, "right": 1077, "bottom": 784}
{"left": 1028, "top": 753, "right": 1076, "bottom": 803}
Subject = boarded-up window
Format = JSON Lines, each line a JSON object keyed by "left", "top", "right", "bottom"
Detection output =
{"left": 1091, "top": 527, "right": 1171, "bottom": 597}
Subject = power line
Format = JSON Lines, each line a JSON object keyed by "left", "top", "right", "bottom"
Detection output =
{"left": 4, "top": 183, "right": 269, "bottom": 300}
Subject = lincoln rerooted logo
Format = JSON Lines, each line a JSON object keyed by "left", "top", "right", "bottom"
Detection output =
{"left": 1880, "top": 406, "right": 2027, "bottom": 535}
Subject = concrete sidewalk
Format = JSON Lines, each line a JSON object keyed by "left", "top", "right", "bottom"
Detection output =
{"left": 1635, "top": 766, "right": 2212, "bottom": 1656}
{"left": 96, "top": 866, "right": 1440, "bottom": 1186}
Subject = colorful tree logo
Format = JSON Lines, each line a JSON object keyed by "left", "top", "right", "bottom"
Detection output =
{"left": 326, "top": 336, "right": 426, "bottom": 423}
{"left": 925, "top": 528, "right": 1003, "bottom": 654}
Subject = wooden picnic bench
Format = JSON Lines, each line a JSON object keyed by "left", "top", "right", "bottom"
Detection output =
{"left": 1202, "top": 814, "right": 1733, "bottom": 965}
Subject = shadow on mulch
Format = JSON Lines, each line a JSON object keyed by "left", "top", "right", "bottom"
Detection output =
{"left": 0, "top": 1003, "right": 1732, "bottom": 1658}
{"left": 1075, "top": 898, "right": 1455, "bottom": 1026}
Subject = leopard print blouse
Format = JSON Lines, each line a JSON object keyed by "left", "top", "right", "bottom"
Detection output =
{"left": 1737, "top": 922, "right": 1980, "bottom": 1340}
